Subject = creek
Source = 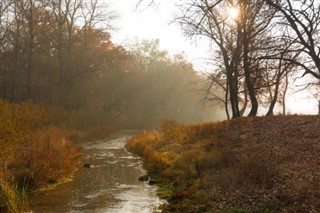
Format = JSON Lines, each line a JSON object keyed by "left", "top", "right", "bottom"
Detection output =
{"left": 28, "top": 135, "right": 163, "bottom": 213}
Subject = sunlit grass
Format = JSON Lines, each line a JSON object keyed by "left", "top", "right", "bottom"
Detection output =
{"left": 0, "top": 169, "right": 25, "bottom": 213}
{"left": 0, "top": 100, "right": 82, "bottom": 211}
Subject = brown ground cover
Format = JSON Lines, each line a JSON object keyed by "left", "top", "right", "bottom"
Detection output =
{"left": 126, "top": 116, "right": 320, "bottom": 212}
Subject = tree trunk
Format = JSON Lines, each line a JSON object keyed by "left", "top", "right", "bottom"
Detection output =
{"left": 26, "top": 0, "right": 34, "bottom": 100}
{"left": 282, "top": 73, "right": 289, "bottom": 115}
{"left": 225, "top": 81, "right": 230, "bottom": 120}
{"left": 57, "top": 0, "right": 66, "bottom": 108}
{"left": 242, "top": 24, "right": 258, "bottom": 116}
{"left": 266, "top": 94, "right": 277, "bottom": 116}
{"left": 239, "top": 88, "right": 248, "bottom": 116}
{"left": 227, "top": 69, "right": 240, "bottom": 119}
{"left": 267, "top": 56, "right": 285, "bottom": 116}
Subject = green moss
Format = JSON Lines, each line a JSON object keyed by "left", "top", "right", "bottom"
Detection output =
{"left": 156, "top": 182, "right": 173, "bottom": 200}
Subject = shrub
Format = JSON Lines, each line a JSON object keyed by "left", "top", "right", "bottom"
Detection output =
{"left": 159, "top": 120, "right": 189, "bottom": 143}
{"left": 0, "top": 100, "right": 21, "bottom": 165}
{"left": 0, "top": 100, "right": 81, "bottom": 211}
{"left": 9, "top": 126, "right": 80, "bottom": 189}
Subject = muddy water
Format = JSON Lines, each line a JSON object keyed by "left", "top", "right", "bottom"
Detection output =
{"left": 29, "top": 136, "right": 163, "bottom": 213}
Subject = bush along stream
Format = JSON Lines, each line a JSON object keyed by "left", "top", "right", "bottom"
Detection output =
{"left": 0, "top": 100, "right": 81, "bottom": 212}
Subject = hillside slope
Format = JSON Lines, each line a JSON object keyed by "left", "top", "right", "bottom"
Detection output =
{"left": 126, "top": 116, "right": 320, "bottom": 212}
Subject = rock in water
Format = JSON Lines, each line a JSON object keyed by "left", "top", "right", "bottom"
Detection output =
{"left": 138, "top": 175, "right": 149, "bottom": 181}
{"left": 83, "top": 163, "right": 94, "bottom": 168}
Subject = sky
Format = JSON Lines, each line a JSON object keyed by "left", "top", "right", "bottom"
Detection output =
{"left": 107, "top": 0, "right": 211, "bottom": 71}
{"left": 105, "top": 0, "right": 318, "bottom": 115}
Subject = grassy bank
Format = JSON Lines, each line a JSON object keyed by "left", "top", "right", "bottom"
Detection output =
{"left": 0, "top": 100, "right": 117, "bottom": 212}
{"left": 126, "top": 117, "right": 320, "bottom": 212}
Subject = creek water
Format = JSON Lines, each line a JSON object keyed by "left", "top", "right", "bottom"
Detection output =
{"left": 28, "top": 135, "right": 163, "bottom": 213}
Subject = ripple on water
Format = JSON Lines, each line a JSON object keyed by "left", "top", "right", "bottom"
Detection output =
{"left": 92, "top": 152, "right": 115, "bottom": 159}
{"left": 115, "top": 183, "right": 138, "bottom": 189}
{"left": 29, "top": 135, "right": 163, "bottom": 213}
{"left": 119, "top": 155, "right": 141, "bottom": 160}
{"left": 81, "top": 136, "right": 131, "bottom": 150}
{"left": 108, "top": 186, "right": 163, "bottom": 213}
{"left": 83, "top": 190, "right": 104, "bottom": 199}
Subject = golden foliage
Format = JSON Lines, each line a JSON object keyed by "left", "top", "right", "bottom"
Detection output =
{"left": 0, "top": 169, "right": 20, "bottom": 213}
{"left": 0, "top": 100, "right": 81, "bottom": 210}
{"left": 10, "top": 127, "right": 80, "bottom": 188}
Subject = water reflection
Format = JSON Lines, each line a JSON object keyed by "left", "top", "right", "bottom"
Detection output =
{"left": 29, "top": 136, "right": 162, "bottom": 213}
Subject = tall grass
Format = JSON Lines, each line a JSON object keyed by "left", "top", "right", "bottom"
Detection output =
{"left": 0, "top": 169, "right": 23, "bottom": 213}
{"left": 10, "top": 127, "right": 80, "bottom": 189}
{"left": 0, "top": 100, "right": 81, "bottom": 211}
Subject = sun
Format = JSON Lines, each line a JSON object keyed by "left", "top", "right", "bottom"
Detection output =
{"left": 228, "top": 7, "right": 240, "bottom": 19}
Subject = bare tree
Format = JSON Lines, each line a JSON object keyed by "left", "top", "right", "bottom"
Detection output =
{"left": 295, "top": 78, "right": 320, "bottom": 114}
{"left": 201, "top": 70, "right": 230, "bottom": 119}
{"left": 176, "top": 0, "right": 278, "bottom": 118}
{"left": 0, "top": 0, "right": 12, "bottom": 98}
{"left": 9, "top": 0, "right": 48, "bottom": 100}
{"left": 266, "top": 0, "right": 320, "bottom": 79}
{"left": 46, "top": 0, "right": 82, "bottom": 107}
{"left": 265, "top": 51, "right": 298, "bottom": 115}
{"left": 177, "top": 0, "right": 243, "bottom": 118}
{"left": 14, "top": 0, "right": 37, "bottom": 100}
{"left": 0, "top": 0, "right": 11, "bottom": 45}
{"left": 44, "top": 0, "right": 115, "bottom": 108}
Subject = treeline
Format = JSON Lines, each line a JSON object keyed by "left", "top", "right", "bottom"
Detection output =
{"left": 0, "top": 0, "right": 219, "bottom": 128}
{"left": 177, "top": 0, "right": 320, "bottom": 119}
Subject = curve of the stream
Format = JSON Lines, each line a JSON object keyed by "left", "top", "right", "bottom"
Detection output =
{"left": 29, "top": 135, "right": 163, "bottom": 213}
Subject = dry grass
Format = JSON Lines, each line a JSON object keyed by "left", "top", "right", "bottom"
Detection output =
{"left": 0, "top": 170, "right": 20, "bottom": 213}
{"left": 9, "top": 127, "right": 80, "bottom": 189}
{"left": 126, "top": 116, "right": 320, "bottom": 212}
{"left": 0, "top": 99, "right": 120, "bottom": 212}
{"left": 0, "top": 100, "right": 82, "bottom": 211}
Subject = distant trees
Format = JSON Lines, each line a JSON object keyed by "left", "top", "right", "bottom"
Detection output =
{"left": 0, "top": 0, "right": 11, "bottom": 47}
{"left": 96, "top": 39, "right": 217, "bottom": 127}
{"left": 0, "top": 0, "right": 114, "bottom": 105}
{"left": 5, "top": 0, "right": 320, "bottom": 125}
{"left": 0, "top": 0, "right": 216, "bottom": 127}
{"left": 129, "top": 40, "right": 214, "bottom": 126}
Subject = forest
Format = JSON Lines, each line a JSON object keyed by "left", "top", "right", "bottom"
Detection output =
{"left": 1, "top": 0, "right": 320, "bottom": 212}
{"left": 0, "top": 0, "right": 219, "bottom": 127}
